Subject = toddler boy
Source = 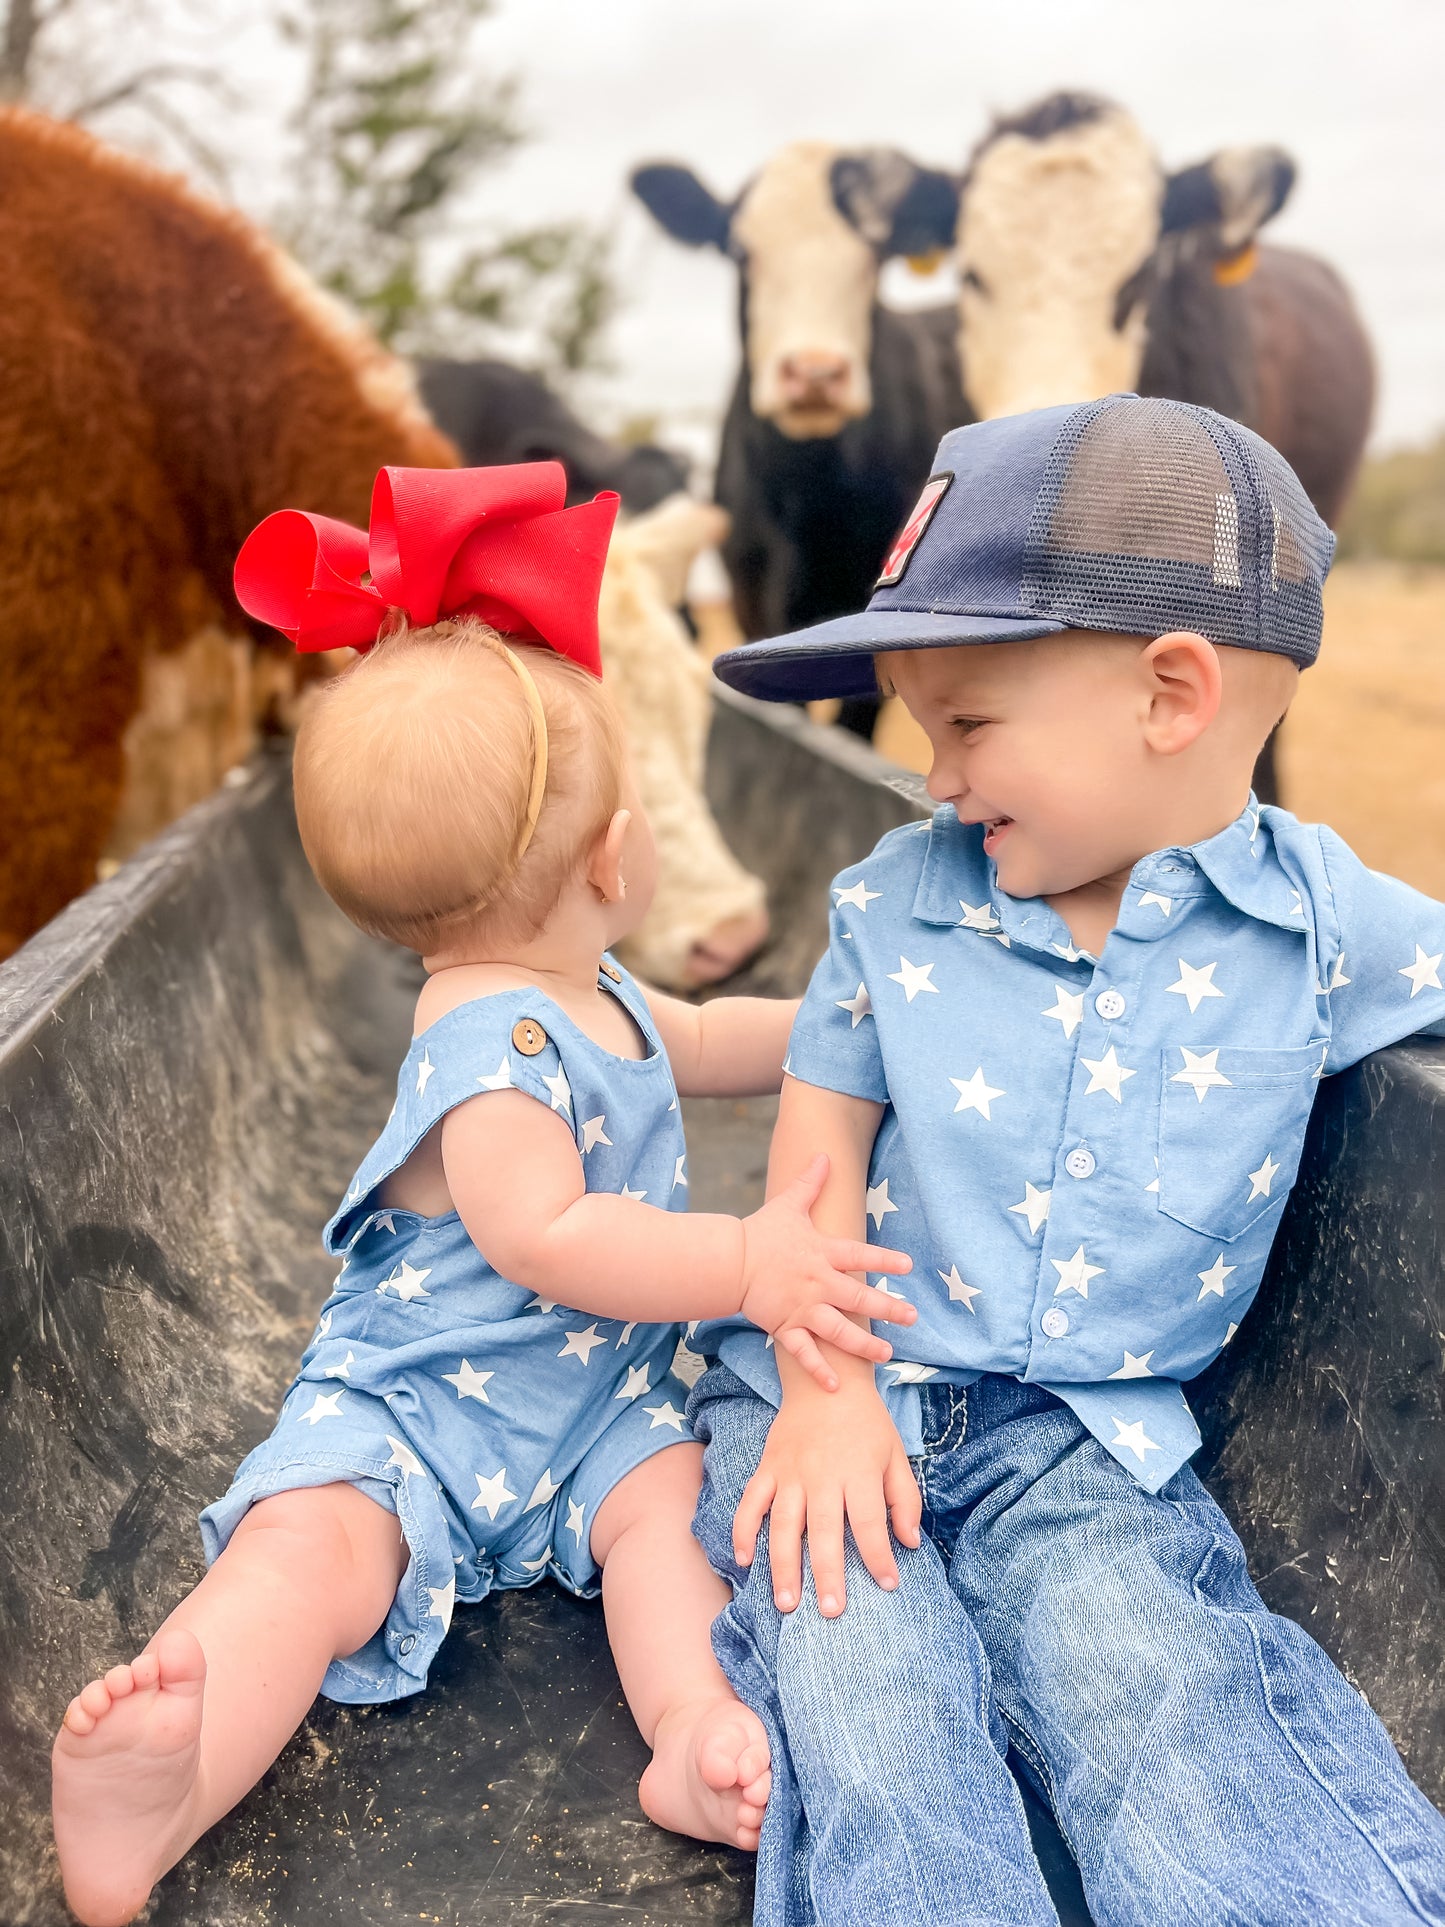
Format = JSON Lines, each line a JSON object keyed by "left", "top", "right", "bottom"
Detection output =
{"left": 693, "top": 397, "right": 1445, "bottom": 1926}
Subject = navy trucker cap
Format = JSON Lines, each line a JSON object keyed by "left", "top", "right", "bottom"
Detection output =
{"left": 711, "top": 394, "right": 1336, "bottom": 703}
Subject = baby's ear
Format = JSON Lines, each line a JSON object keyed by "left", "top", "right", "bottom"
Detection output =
{"left": 587, "top": 808, "right": 632, "bottom": 904}
{"left": 1141, "top": 631, "right": 1222, "bottom": 753}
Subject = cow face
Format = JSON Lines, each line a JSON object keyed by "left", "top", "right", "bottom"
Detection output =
{"left": 632, "top": 143, "right": 958, "bottom": 440}
{"left": 955, "top": 92, "right": 1296, "bottom": 421}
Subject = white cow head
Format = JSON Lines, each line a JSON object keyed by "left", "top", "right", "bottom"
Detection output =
{"left": 955, "top": 93, "right": 1295, "bottom": 421}
{"left": 632, "top": 143, "right": 958, "bottom": 440}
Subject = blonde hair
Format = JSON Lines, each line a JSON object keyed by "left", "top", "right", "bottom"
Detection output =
{"left": 293, "top": 616, "right": 626, "bottom": 955}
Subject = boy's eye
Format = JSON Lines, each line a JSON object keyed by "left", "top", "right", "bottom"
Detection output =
{"left": 950, "top": 717, "right": 985, "bottom": 736}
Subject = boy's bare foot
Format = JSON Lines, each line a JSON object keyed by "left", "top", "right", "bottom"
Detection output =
{"left": 52, "top": 1627, "right": 208, "bottom": 1927}
{"left": 639, "top": 1695, "right": 772, "bottom": 1852}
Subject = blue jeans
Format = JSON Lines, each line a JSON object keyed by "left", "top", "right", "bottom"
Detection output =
{"left": 689, "top": 1365, "right": 1445, "bottom": 1927}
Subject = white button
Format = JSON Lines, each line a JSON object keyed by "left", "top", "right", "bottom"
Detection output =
{"left": 1065, "top": 1147, "right": 1097, "bottom": 1180}
{"left": 1041, "top": 1307, "right": 1070, "bottom": 1339}
{"left": 1094, "top": 989, "right": 1126, "bottom": 1021}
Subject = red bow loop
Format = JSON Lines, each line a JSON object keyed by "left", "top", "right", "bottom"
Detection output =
{"left": 234, "top": 463, "right": 619, "bottom": 677}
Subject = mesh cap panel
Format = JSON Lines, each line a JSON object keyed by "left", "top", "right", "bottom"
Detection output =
{"left": 1020, "top": 396, "right": 1331, "bottom": 664}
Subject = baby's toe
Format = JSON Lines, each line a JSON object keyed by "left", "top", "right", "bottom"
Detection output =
{"left": 77, "top": 1679, "right": 113, "bottom": 1722}
{"left": 103, "top": 1664, "right": 138, "bottom": 1701}
{"left": 129, "top": 1651, "right": 162, "bottom": 1693}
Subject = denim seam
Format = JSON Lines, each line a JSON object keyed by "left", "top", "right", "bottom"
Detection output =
{"left": 998, "top": 1704, "right": 1084, "bottom": 1869}
{"left": 1240, "top": 1612, "right": 1438, "bottom": 1923}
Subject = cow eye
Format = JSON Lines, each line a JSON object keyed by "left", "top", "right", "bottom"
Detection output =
{"left": 960, "top": 265, "right": 990, "bottom": 298}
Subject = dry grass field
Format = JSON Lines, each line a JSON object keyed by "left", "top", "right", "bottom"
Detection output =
{"left": 701, "top": 562, "right": 1445, "bottom": 901}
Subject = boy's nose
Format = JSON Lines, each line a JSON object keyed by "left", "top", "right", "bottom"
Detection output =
{"left": 926, "top": 762, "right": 959, "bottom": 806}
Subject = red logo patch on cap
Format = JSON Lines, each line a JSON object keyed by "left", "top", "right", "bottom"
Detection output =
{"left": 875, "top": 471, "right": 953, "bottom": 588}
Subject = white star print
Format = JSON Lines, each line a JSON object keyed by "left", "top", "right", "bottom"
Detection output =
{"left": 959, "top": 898, "right": 1001, "bottom": 931}
{"left": 477, "top": 1056, "right": 513, "bottom": 1091}
{"left": 542, "top": 1065, "right": 572, "bottom": 1114}
{"left": 1008, "top": 1182, "right": 1052, "bottom": 1236}
{"left": 1041, "top": 985, "right": 1084, "bottom": 1039}
{"left": 834, "top": 879, "right": 881, "bottom": 913}
{"left": 1144, "top": 1158, "right": 1160, "bottom": 1195}
{"left": 322, "top": 1350, "right": 354, "bottom": 1380}
{"left": 1111, "top": 1416, "right": 1161, "bottom": 1464}
{"left": 836, "top": 982, "right": 873, "bottom": 1027}
{"left": 1166, "top": 958, "right": 1225, "bottom": 1014}
{"left": 1400, "top": 944, "right": 1444, "bottom": 998}
{"left": 1051, "top": 1245, "right": 1104, "bottom": 1298}
{"left": 1316, "top": 953, "right": 1351, "bottom": 996}
{"left": 297, "top": 1390, "right": 345, "bottom": 1425}
{"left": 888, "top": 956, "right": 939, "bottom": 1002}
{"left": 566, "top": 1499, "right": 586, "bottom": 1544}
{"left": 619, "top": 1183, "right": 646, "bottom": 1201}
{"left": 1080, "top": 1046, "right": 1135, "bottom": 1102}
{"left": 949, "top": 1067, "right": 1005, "bottom": 1120}
{"left": 1288, "top": 889, "right": 1305, "bottom": 918}
{"left": 1246, "top": 1153, "right": 1281, "bottom": 1202}
{"left": 471, "top": 1467, "right": 517, "bottom": 1521}
{"left": 373, "top": 1212, "right": 397, "bottom": 1236}
{"left": 1052, "top": 939, "right": 1088, "bottom": 963}
{"left": 317, "top": 1307, "right": 334, "bottom": 1339}
{"left": 381, "top": 1259, "right": 432, "bottom": 1302}
{"left": 887, "top": 1361, "right": 940, "bottom": 1383}
{"left": 939, "top": 1265, "right": 982, "bottom": 1312}
{"left": 442, "top": 1359, "right": 494, "bottom": 1403}
{"left": 617, "top": 1363, "right": 651, "bottom": 1400}
{"left": 1223, "top": 1322, "right": 1239, "bottom": 1345}
{"left": 1171, "top": 1048, "right": 1232, "bottom": 1102}
{"left": 673, "top": 1154, "right": 688, "bottom": 1189}
{"left": 520, "top": 1545, "right": 553, "bottom": 1572}
{"left": 427, "top": 1576, "right": 455, "bottom": 1630}
{"left": 1137, "top": 891, "right": 1173, "bottom": 917}
{"left": 866, "top": 1179, "right": 898, "bottom": 1228}
{"left": 644, "top": 1400, "right": 687, "bottom": 1432}
{"left": 416, "top": 1050, "right": 436, "bottom": 1097}
{"left": 1108, "top": 1351, "right": 1155, "bottom": 1379}
{"left": 559, "top": 1324, "right": 606, "bottom": 1365}
{"left": 527, "top": 1296, "right": 558, "bottom": 1314}
{"left": 617, "top": 1321, "right": 637, "bottom": 1345}
{"left": 1197, "top": 1254, "right": 1237, "bottom": 1299}
{"left": 385, "top": 1434, "right": 426, "bottom": 1478}
{"left": 525, "top": 1468, "right": 561, "bottom": 1511}
{"left": 580, "top": 1114, "right": 612, "bottom": 1154}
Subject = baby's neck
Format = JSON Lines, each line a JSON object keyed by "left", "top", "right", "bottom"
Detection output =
{"left": 425, "top": 890, "right": 613, "bottom": 996}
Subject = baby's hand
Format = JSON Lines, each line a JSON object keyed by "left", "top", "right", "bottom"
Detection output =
{"left": 739, "top": 1154, "right": 914, "bottom": 1390}
{"left": 732, "top": 1378, "right": 922, "bottom": 1616}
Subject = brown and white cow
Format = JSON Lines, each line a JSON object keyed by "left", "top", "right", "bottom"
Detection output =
{"left": 632, "top": 142, "right": 964, "bottom": 736}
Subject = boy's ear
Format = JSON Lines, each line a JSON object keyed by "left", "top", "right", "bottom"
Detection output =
{"left": 588, "top": 809, "right": 632, "bottom": 903}
{"left": 1139, "top": 632, "right": 1222, "bottom": 754}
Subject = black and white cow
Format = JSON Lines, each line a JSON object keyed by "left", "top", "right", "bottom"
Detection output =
{"left": 416, "top": 357, "right": 690, "bottom": 513}
{"left": 952, "top": 92, "right": 1375, "bottom": 801}
{"left": 632, "top": 142, "right": 965, "bottom": 736}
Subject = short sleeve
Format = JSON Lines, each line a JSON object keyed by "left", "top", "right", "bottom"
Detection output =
{"left": 1318, "top": 828, "right": 1445, "bottom": 1073}
{"left": 785, "top": 888, "right": 891, "bottom": 1104}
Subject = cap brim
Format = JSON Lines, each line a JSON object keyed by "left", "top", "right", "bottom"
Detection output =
{"left": 711, "top": 608, "right": 1067, "bottom": 702}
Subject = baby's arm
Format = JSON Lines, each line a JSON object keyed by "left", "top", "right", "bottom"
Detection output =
{"left": 641, "top": 985, "right": 799, "bottom": 1098}
{"left": 730, "top": 1076, "right": 923, "bottom": 1617}
{"left": 440, "top": 1088, "right": 913, "bottom": 1380}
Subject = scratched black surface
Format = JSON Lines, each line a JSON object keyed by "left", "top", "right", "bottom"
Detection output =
{"left": 1, "top": 693, "right": 1440, "bottom": 1924}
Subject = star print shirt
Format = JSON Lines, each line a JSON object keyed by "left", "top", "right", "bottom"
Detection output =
{"left": 695, "top": 801, "right": 1445, "bottom": 1492}
{"left": 200, "top": 960, "right": 697, "bottom": 1704}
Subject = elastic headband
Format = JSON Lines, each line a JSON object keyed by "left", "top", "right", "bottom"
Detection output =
{"left": 499, "top": 641, "right": 550, "bottom": 867}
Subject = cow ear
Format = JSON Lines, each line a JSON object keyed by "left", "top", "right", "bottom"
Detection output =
{"left": 1161, "top": 145, "right": 1295, "bottom": 250}
{"left": 831, "top": 150, "right": 960, "bottom": 257}
{"left": 630, "top": 163, "right": 731, "bottom": 251}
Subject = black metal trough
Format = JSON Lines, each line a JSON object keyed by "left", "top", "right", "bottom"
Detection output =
{"left": 2, "top": 689, "right": 1441, "bottom": 1924}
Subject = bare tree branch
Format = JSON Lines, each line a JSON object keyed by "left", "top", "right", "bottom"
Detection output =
{"left": 0, "top": 0, "right": 40, "bottom": 97}
{"left": 67, "top": 59, "right": 239, "bottom": 124}
{"left": 105, "top": 83, "right": 233, "bottom": 189}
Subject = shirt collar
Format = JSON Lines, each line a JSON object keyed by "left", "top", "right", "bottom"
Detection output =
{"left": 913, "top": 796, "right": 1308, "bottom": 947}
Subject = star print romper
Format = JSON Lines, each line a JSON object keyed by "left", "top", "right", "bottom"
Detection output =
{"left": 200, "top": 961, "right": 696, "bottom": 1704}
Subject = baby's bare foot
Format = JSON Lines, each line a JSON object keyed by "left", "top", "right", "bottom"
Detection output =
{"left": 52, "top": 1627, "right": 208, "bottom": 1926}
{"left": 639, "top": 1694, "right": 771, "bottom": 1851}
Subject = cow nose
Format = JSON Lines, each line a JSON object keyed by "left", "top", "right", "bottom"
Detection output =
{"left": 778, "top": 352, "right": 852, "bottom": 403}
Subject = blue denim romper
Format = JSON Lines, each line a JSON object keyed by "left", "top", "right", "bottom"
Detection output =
{"left": 201, "top": 959, "right": 696, "bottom": 1704}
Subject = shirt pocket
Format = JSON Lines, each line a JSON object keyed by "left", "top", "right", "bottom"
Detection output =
{"left": 1155, "top": 1041, "right": 1324, "bottom": 1244}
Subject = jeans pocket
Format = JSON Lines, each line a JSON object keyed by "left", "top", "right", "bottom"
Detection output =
{"left": 1155, "top": 1040, "right": 1324, "bottom": 1242}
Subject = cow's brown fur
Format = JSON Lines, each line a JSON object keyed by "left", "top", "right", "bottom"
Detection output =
{"left": 0, "top": 107, "right": 457, "bottom": 959}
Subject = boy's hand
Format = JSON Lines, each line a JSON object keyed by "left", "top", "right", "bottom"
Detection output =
{"left": 732, "top": 1376, "right": 922, "bottom": 1617}
{"left": 739, "top": 1154, "right": 914, "bottom": 1390}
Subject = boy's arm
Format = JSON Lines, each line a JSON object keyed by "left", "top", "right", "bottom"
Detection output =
{"left": 639, "top": 984, "right": 800, "bottom": 1098}
{"left": 439, "top": 1088, "right": 912, "bottom": 1366}
{"left": 730, "top": 1077, "right": 923, "bottom": 1617}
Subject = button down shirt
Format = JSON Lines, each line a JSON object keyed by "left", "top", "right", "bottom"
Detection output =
{"left": 696, "top": 799, "right": 1445, "bottom": 1491}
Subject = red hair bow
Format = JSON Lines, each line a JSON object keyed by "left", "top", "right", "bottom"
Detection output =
{"left": 233, "top": 463, "right": 619, "bottom": 677}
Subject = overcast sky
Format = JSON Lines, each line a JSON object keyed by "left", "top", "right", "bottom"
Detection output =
{"left": 471, "top": 0, "right": 1444, "bottom": 456}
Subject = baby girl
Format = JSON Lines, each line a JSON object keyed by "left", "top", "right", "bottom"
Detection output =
{"left": 50, "top": 466, "right": 912, "bottom": 1927}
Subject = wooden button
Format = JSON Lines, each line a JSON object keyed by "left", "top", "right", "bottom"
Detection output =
{"left": 599, "top": 959, "right": 622, "bottom": 983}
{"left": 511, "top": 1017, "right": 549, "bottom": 1056}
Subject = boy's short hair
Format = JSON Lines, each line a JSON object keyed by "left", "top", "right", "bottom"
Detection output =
{"left": 294, "top": 617, "right": 625, "bottom": 955}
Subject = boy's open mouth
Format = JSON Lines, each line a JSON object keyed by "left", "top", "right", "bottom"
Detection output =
{"left": 982, "top": 816, "right": 1013, "bottom": 854}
